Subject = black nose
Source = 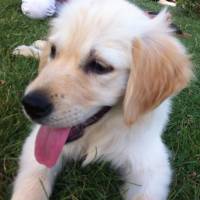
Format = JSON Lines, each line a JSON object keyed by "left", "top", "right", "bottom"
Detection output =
{"left": 22, "top": 91, "right": 53, "bottom": 119}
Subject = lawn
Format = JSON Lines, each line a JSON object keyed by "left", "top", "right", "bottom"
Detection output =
{"left": 0, "top": 0, "right": 199, "bottom": 200}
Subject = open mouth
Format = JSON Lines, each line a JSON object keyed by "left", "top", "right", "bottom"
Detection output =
{"left": 35, "top": 106, "right": 111, "bottom": 168}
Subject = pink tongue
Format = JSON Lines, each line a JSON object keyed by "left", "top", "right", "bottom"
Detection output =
{"left": 35, "top": 126, "right": 70, "bottom": 168}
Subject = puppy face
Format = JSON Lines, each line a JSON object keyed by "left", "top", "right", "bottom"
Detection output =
{"left": 24, "top": 0, "right": 135, "bottom": 127}
{"left": 23, "top": 0, "right": 192, "bottom": 128}
{"left": 25, "top": 41, "right": 128, "bottom": 127}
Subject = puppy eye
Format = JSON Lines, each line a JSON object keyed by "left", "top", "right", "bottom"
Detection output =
{"left": 50, "top": 44, "right": 56, "bottom": 59}
{"left": 85, "top": 60, "right": 114, "bottom": 75}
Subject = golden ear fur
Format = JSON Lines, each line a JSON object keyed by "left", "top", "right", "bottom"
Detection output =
{"left": 124, "top": 35, "right": 193, "bottom": 125}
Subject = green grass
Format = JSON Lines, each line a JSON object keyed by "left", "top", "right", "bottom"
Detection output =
{"left": 0, "top": 0, "right": 199, "bottom": 199}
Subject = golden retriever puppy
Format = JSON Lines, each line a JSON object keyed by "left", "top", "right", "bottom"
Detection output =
{"left": 11, "top": 0, "right": 193, "bottom": 200}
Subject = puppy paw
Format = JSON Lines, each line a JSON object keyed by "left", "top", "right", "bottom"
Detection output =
{"left": 13, "top": 45, "right": 40, "bottom": 58}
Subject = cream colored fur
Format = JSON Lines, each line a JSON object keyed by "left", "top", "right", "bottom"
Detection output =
{"left": 11, "top": 0, "right": 192, "bottom": 200}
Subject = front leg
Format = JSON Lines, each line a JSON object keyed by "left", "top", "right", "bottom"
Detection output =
{"left": 11, "top": 126, "right": 64, "bottom": 200}
{"left": 122, "top": 140, "right": 172, "bottom": 200}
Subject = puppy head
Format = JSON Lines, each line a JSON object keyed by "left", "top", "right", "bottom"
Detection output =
{"left": 23, "top": 0, "right": 193, "bottom": 128}
{"left": 23, "top": 0, "right": 133, "bottom": 127}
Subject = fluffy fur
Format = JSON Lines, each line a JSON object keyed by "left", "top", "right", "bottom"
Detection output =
{"left": 11, "top": 0, "right": 193, "bottom": 200}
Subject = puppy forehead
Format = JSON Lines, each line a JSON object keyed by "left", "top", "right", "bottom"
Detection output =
{"left": 49, "top": 0, "right": 149, "bottom": 69}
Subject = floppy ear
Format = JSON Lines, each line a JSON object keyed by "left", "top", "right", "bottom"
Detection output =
{"left": 124, "top": 35, "right": 193, "bottom": 125}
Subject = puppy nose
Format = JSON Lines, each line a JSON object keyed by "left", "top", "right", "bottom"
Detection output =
{"left": 22, "top": 91, "right": 53, "bottom": 119}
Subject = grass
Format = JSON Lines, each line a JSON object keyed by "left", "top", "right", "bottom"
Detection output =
{"left": 0, "top": 0, "right": 199, "bottom": 199}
